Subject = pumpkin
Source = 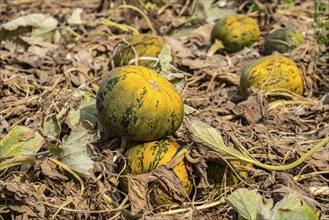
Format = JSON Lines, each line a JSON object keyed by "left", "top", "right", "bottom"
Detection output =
{"left": 239, "top": 55, "right": 304, "bottom": 98}
{"left": 208, "top": 14, "right": 260, "bottom": 55}
{"left": 263, "top": 28, "right": 304, "bottom": 55}
{"left": 207, "top": 161, "right": 252, "bottom": 189}
{"left": 120, "top": 139, "right": 193, "bottom": 205}
{"left": 113, "top": 34, "right": 167, "bottom": 68}
{"left": 96, "top": 65, "right": 184, "bottom": 141}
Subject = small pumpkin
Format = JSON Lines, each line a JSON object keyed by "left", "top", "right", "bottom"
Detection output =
{"left": 120, "top": 139, "right": 193, "bottom": 205}
{"left": 208, "top": 14, "right": 260, "bottom": 55}
{"left": 207, "top": 161, "right": 252, "bottom": 189}
{"left": 239, "top": 55, "right": 304, "bottom": 98}
{"left": 96, "top": 65, "right": 184, "bottom": 141}
{"left": 262, "top": 28, "right": 304, "bottom": 55}
{"left": 113, "top": 34, "right": 166, "bottom": 68}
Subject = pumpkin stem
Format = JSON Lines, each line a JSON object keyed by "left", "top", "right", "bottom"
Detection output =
{"left": 207, "top": 39, "right": 224, "bottom": 56}
{"left": 148, "top": 79, "right": 160, "bottom": 91}
{"left": 121, "top": 136, "right": 128, "bottom": 149}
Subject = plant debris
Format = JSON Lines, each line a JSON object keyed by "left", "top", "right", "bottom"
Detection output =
{"left": 0, "top": 0, "right": 328, "bottom": 219}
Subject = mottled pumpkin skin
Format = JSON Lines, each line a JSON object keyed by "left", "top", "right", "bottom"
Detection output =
{"left": 207, "top": 161, "right": 252, "bottom": 189}
{"left": 96, "top": 65, "right": 184, "bottom": 141}
{"left": 239, "top": 55, "right": 304, "bottom": 97}
{"left": 211, "top": 14, "right": 260, "bottom": 53}
{"left": 120, "top": 140, "right": 193, "bottom": 205}
{"left": 113, "top": 34, "right": 166, "bottom": 68}
{"left": 263, "top": 28, "right": 304, "bottom": 55}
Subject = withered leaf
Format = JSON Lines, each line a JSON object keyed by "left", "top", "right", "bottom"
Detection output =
{"left": 127, "top": 166, "right": 186, "bottom": 215}
{"left": 232, "top": 94, "right": 268, "bottom": 124}
{"left": 41, "top": 158, "right": 69, "bottom": 180}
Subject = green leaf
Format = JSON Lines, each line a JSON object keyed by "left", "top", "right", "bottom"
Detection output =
{"left": 157, "top": 44, "right": 185, "bottom": 93}
{"left": 186, "top": 119, "right": 251, "bottom": 162}
{"left": 0, "top": 155, "right": 35, "bottom": 171}
{"left": 184, "top": 104, "right": 198, "bottom": 115}
{"left": 32, "top": 16, "right": 60, "bottom": 43}
{"left": 67, "top": 8, "right": 84, "bottom": 25}
{"left": 192, "top": 1, "right": 236, "bottom": 23}
{"left": 59, "top": 121, "right": 94, "bottom": 178}
{"left": 227, "top": 189, "right": 319, "bottom": 220}
{"left": 40, "top": 116, "right": 61, "bottom": 138}
{"left": 0, "top": 126, "right": 43, "bottom": 158}
{"left": 66, "top": 88, "right": 103, "bottom": 131}
{"left": 158, "top": 44, "right": 172, "bottom": 74}
{"left": 257, "top": 193, "right": 319, "bottom": 220}
{"left": 1, "top": 13, "right": 45, "bottom": 31}
{"left": 226, "top": 188, "right": 262, "bottom": 220}
{"left": 0, "top": 13, "right": 60, "bottom": 43}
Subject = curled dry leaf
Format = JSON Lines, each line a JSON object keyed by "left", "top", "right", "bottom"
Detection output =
{"left": 126, "top": 165, "right": 187, "bottom": 215}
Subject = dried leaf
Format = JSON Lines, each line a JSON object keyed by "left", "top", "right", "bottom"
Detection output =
{"left": 126, "top": 166, "right": 186, "bottom": 215}
{"left": 232, "top": 94, "right": 268, "bottom": 124}
{"left": 41, "top": 158, "right": 68, "bottom": 180}
{"left": 0, "top": 125, "right": 43, "bottom": 158}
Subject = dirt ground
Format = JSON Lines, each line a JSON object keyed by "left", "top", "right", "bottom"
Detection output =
{"left": 0, "top": 0, "right": 328, "bottom": 219}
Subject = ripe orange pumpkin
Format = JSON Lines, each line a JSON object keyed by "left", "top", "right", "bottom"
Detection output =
{"left": 96, "top": 65, "right": 184, "bottom": 141}
{"left": 120, "top": 139, "right": 193, "bottom": 205}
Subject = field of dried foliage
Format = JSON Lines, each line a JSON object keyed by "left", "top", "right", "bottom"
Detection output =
{"left": 0, "top": 0, "right": 328, "bottom": 219}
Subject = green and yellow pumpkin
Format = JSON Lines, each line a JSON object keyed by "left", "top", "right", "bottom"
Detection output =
{"left": 207, "top": 161, "right": 253, "bottom": 189}
{"left": 208, "top": 14, "right": 260, "bottom": 55}
{"left": 239, "top": 55, "right": 304, "bottom": 98}
{"left": 120, "top": 139, "right": 193, "bottom": 205}
{"left": 113, "top": 34, "right": 166, "bottom": 68}
{"left": 263, "top": 28, "right": 304, "bottom": 55}
{"left": 96, "top": 65, "right": 184, "bottom": 141}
